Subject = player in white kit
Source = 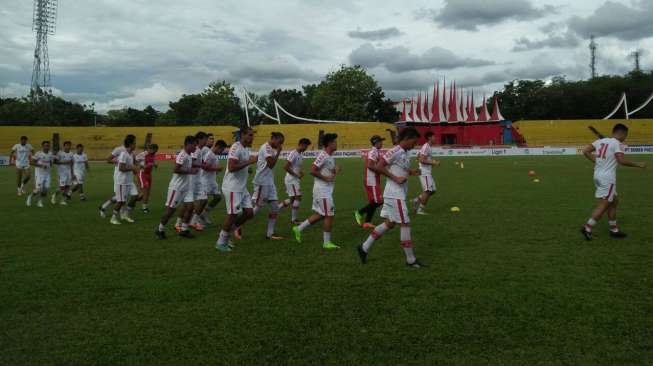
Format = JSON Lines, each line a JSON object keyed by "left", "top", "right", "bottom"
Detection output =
{"left": 156, "top": 136, "right": 198, "bottom": 239}
{"left": 186, "top": 131, "right": 211, "bottom": 231}
{"left": 252, "top": 132, "right": 288, "bottom": 240}
{"left": 26, "top": 141, "right": 53, "bottom": 208}
{"left": 52, "top": 141, "right": 74, "bottom": 206}
{"left": 110, "top": 139, "right": 138, "bottom": 225}
{"left": 292, "top": 133, "right": 342, "bottom": 250}
{"left": 580, "top": 124, "right": 647, "bottom": 240}
{"left": 216, "top": 127, "right": 258, "bottom": 252}
{"left": 71, "top": 144, "right": 90, "bottom": 201}
{"left": 354, "top": 135, "right": 385, "bottom": 229}
{"left": 11, "top": 136, "right": 33, "bottom": 196}
{"left": 197, "top": 139, "right": 228, "bottom": 225}
{"left": 413, "top": 131, "right": 440, "bottom": 215}
{"left": 99, "top": 134, "right": 136, "bottom": 217}
{"left": 284, "top": 138, "right": 312, "bottom": 224}
{"left": 357, "top": 127, "right": 426, "bottom": 268}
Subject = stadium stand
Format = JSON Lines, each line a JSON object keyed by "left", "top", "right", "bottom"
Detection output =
{"left": 0, "top": 123, "right": 393, "bottom": 160}
{"left": 513, "top": 119, "right": 653, "bottom": 146}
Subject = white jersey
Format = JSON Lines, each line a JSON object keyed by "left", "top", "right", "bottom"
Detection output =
{"left": 592, "top": 137, "right": 625, "bottom": 182}
{"left": 222, "top": 142, "right": 251, "bottom": 193}
{"left": 365, "top": 147, "right": 381, "bottom": 187}
{"left": 382, "top": 145, "right": 410, "bottom": 200}
{"left": 12, "top": 143, "right": 33, "bottom": 167}
{"left": 116, "top": 151, "right": 135, "bottom": 185}
{"left": 135, "top": 151, "right": 147, "bottom": 168}
{"left": 418, "top": 143, "right": 433, "bottom": 176}
{"left": 111, "top": 146, "right": 127, "bottom": 182}
{"left": 284, "top": 149, "right": 303, "bottom": 185}
{"left": 201, "top": 149, "right": 220, "bottom": 183}
{"left": 73, "top": 153, "right": 88, "bottom": 174}
{"left": 253, "top": 142, "right": 277, "bottom": 186}
{"left": 312, "top": 150, "right": 336, "bottom": 198}
{"left": 169, "top": 150, "right": 193, "bottom": 191}
{"left": 33, "top": 151, "right": 53, "bottom": 177}
{"left": 56, "top": 151, "right": 74, "bottom": 175}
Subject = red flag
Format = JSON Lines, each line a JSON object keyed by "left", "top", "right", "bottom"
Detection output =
{"left": 431, "top": 81, "right": 440, "bottom": 122}
{"left": 416, "top": 92, "right": 423, "bottom": 122}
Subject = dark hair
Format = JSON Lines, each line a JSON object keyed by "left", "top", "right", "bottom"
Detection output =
{"left": 240, "top": 127, "right": 254, "bottom": 135}
{"left": 424, "top": 131, "right": 435, "bottom": 139}
{"left": 271, "top": 132, "right": 285, "bottom": 140}
{"left": 76, "top": 144, "right": 83, "bottom": 148}
{"left": 124, "top": 134, "right": 136, "bottom": 146}
{"left": 149, "top": 144, "right": 159, "bottom": 151}
{"left": 63, "top": 141, "right": 71, "bottom": 146}
{"left": 215, "top": 140, "right": 228, "bottom": 148}
{"left": 42, "top": 140, "right": 49, "bottom": 146}
{"left": 322, "top": 133, "right": 338, "bottom": 146}
{"left": 613, "top": 123, "right": 629, "bottom": 133}
{"left": 398, "top": 127, "right": 420, "bottom": 141}
{"left": 20, "top": 136, "right": 27, "bottom": 140}
{"left": 299, "top": 138, "right": 311, "bottom": 146}
{"left": 195, "top": 131, "right": 208, "bottom": 140}
{"left": 207, "top": 133, "right": 214, "bottom": 138}
{"left": 184, "top": 135, "right": 197, "bottom": 145}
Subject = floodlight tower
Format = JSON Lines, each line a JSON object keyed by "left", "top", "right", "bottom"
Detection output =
{"left": 589, "top": 35, "right": 597, "bottom": 79}
{"left": 630, "top": 50, "right": 642, "bottom": 73}
{"left": 31, "top": 0, "right": 58, "bottom": 95}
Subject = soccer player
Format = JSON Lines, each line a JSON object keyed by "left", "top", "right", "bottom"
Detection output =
{"left": 284, "top": 138, "right": 311, "bottom": 224}
{"left": 156, "top": 136, "right": 198, "bottom": 239}
{"left": 52, "top": 141, "right": 74, "bottom": 205}
{"left": 354, "top": 135, "right": 385, "bottom": 229}
{"left": 216, "top": 127, "right": 258, "bottom": 252}
{"left": 136, "top": 144, "right": 158, "bottom": 213}
{"left": 11, "top": 136, "right": 33, "bottom": 196}
{"left": 182, "top": 132, "right": 209, "bottom": 231}
{"left": 99, "top": 134, "right": 136, "bottom": 217}
{"left": 580, "top": 123, "right": 647, "bottom": 240}
{"left": 110, "top": 138, "right": 138, "bottom": 225}
{"left": 292, "top": 133, "right": 342, "bottom": 250}
{"left": 71, "top": 144, "right": 90, "bottom": 201}
{"left": 26, "top": 141, "right": 53, "bottom": 208}
{"left": 252, "top": 132, "right": 288, "bottom": 240}
{"left": 357, "top": 127, "right": 426, "bottom": 268}
{"left": 197, "top": 139, "right": 228, "bottom": 224}
{"left": 413, "top": 131, "right": 440, "bottom": 215}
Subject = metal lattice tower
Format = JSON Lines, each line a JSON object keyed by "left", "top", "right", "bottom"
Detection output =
{"left": 31, "top": 0, "right": 58, "bottom": 94}
{"left": 589, "top": 35, "right": 597, "bottom": 79}
{"left": 630, "top": 50, "right": 642, "bottom": 73}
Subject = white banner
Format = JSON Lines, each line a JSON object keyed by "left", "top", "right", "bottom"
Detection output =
{"left": 0, "top": 155, "right": 10, "bottom": 166}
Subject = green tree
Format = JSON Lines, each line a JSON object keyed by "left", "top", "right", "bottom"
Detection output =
{"left": 168, "top": 94, "right": 203, "bottom": 125}
{"left": 268, "top": 89, "right": 308, "bottom": 123}
{"left": 195, "top": 81, "right": 242, "bottom": 125}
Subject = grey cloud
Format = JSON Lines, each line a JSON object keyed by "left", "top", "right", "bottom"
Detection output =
{"left": 513, "top": 30, "right": 580, "bottom": 52}
{"left": 349, "top": 43, "right": 493, "bottom": 73}
{"left": 568, "top": 1, "right": 653, "bottom": 41}
{"left": 347, "top": 27, "right": 402, "bottom": 41}
{"left": 424, "top": 0, "right": 556, "bottom": 31}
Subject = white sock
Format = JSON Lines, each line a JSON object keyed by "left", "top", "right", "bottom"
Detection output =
{"left": 291, "top": 200, "right": 300, "bottom": 221}
{"left": 362, "top": 223, "right": 389, "bottom": 252}
{"left": 142, "top": 203, "right": 148, "bottom": 209}
{"left": 181, "top": 222, "right": 189, "bottom": 231}
{"left": 400, "top": 226, "right": 416, "bottom": 263}
{"left": 175, "top": 217, "right": 182, "bottom": 226}
{"left": 191, "top": 214, "right": 200, "bottom": 225}
{"left": 101, "top": 199, "right": 113, "bottom": 210}
{"left": 112, "top": 210, "right": 119, "bottom": 219}
{"left": 253, "top": 205, "right": 261, "bottom": 216}
{"left": 217, "top": 230, "right": 229, "bottom": 245}
{"left": 609, "top": 220, "right": 619, "bottom": 232}
{"left": 298, "top": 219, "right": 311, "bottom": 232}
{"left": 585, "top": 218, "right": 597, "bottom": 231}
{"left": 158, "top": 223, "right": 165, "bottom": 232}
{"left": 323, "top": 231, "right": 331, "bottom": 244}
{"left": 267, "top": 215, "right": 277, "bottom": 237}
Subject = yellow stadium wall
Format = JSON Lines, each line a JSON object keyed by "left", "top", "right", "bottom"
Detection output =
{"left": 513, "top": 119, "right": 653, "bottom": 147}
{"left": 0, "top": 123, "right": 395, "bottom": 160}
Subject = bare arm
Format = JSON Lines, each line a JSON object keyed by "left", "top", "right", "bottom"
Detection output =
{"left": 266, "top": 149, "right": 282, "bottom": 169}
{"left": 616, "top": 153, "right": 647, "bottom": 169}
{"left": 582, "top": 144, "right": 596, "bottom": 163}
{"left": 374, "top": 159, "right": 406, "bottom": 184}
{"left": 284, "top": 160, "right": 300, "bottom": 178}
{"left": 228, "top": 156, "right": 257, "bottom": 173}
{"left": 310, "top": 164, "right": 333, "bottom": 182}
{"left": 173, "top": 163, "right": 197, "bottom": 174}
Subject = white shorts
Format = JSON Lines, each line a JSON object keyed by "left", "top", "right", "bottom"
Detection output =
{"left": 192, "top": 176, "right": 203, "bottom": 201}
{"left": 381, "top": 198, "right": 410, "bottom": 224}
{"left": 35, "top": 174, "right": 51, "bottom": 191}
{"left": 594, "top": 178, "right": 617, "bottom": 202}
{"left": 419, "top": 175, "right": 436, "bottom": 192}
{"left": 252, "top": 184, "right": 279, "bottom": 205}
{"left": 223, "top": 190, "right": 253, "bottom": 215}
{"left": 58, "top": 172, "right": 72, "bottom": 187}
{"left": 16, "top": 163, "right": 30, "bottom": 171}
{"left": 312, "top": 196, "right": 335, "bottom": 217}
{"left": 73, "top": 170, "right": 86, "bottom": 184}
{"left": 198, "top": 180, "right": 220, "bottom": 200}
{"left": 114, "top": 183, "right": 138, "bottom": 203}
{"left": 165, "top": 187, "right": 194, "bottom": 208}
{"left": 285, "top": 182, "right": 302, "bottom": 197}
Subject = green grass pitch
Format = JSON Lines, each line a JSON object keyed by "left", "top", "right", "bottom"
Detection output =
{"left": 2, "top": 155, "right": 653, "bottom": 365}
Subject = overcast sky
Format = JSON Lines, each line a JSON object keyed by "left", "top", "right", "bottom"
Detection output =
{"left": 1, "top": 0, "right": 652, "bottom": 112}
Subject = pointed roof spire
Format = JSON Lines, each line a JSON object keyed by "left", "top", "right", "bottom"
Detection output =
{"left": 490, "top": 96, "right": 505, "bottom": 121}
